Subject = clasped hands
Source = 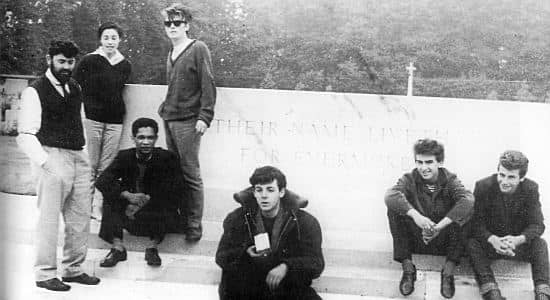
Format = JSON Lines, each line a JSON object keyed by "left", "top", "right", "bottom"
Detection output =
{"left": 410, "top": 212, "right": 442, "bottom": 245}
{"left": 488, "top": 235, "right": 524, "bottom": 257}
{"left": 121, "top": 191, "right": 150, "bottom": 220}
{"left": 247, "top": 245, "right": 288, "bottom": 291}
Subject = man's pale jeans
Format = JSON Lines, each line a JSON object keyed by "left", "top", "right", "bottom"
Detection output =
{"left": 34, "top": 146, "right": 91, "bottom": 281}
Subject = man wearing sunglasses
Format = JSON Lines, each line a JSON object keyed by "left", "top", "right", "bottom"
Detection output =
{"left": 158, "top": 3, "right": 217, "bottom": 242}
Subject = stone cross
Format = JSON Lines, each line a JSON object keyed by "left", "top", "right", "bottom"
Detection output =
{"left": 406, "top": 62, "right": 416, "bottom": 97}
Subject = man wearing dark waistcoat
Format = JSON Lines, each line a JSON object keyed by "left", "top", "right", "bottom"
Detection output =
{"left": 467, "top": 151, "right": 550, "bottom": 300}
{"left": 17, "top": 41, "right": 100, "bottom": 291}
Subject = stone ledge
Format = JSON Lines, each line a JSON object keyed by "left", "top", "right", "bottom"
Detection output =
{"left": 2, "top": 191, "right": 533, "bottom": 280}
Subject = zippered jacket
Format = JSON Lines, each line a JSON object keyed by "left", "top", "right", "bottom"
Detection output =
{"left": 215, "top": 188, "right": 324, "bottom": 294}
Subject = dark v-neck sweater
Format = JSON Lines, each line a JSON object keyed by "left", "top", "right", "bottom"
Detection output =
{"left": 159, "top": 40, "right": 216, "bottom": 126}
{"left": 73, "top": 53, "right": 131, "bottom": 124}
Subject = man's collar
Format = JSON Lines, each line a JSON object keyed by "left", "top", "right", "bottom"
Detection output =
{"left": 135, "top": 150, "right": 153, "bottom": 162}
{"left": 92, "top": 47, "right": 125, "bottom": 65}
{"left": 45, "top": 68, "right": 62, "bottom": 86}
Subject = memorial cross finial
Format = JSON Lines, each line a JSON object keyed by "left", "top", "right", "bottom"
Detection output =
{"left": 406, "top": 62, "right": 416, "bottom": 97}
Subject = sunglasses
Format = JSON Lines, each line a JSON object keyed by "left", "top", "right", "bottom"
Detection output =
{"left": 164, "top": 20, "right": 187, "bottom": 27}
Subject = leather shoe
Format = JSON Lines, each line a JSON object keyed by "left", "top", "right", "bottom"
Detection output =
{"left": 440, "top": 271, "right": 455, "bottom": 298}
{"left": 145, "top": 248, "right": 162, "bottom": 266}
{"left": 62, "top": 273, "right": 100, "bottom": 285}
{"left": 483, "top": 289, "right": 506, "bottom": 300}
{"left": 100, "top": 248, "right": 127, "bottom": 267}
{"left": 399, "top": 269, "right": 417, "bottom": 296}
{"left": 36, "top": 278, "right": 71, "bottom": 291}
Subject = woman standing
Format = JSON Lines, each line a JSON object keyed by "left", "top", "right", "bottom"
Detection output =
{"left": 74, "top": 22, "right": 132, "bottom": 220}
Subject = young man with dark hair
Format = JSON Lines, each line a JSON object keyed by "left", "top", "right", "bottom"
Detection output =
{"left": 216, "top": 166, "right": 324, "bottom": 300}
{"left": 385, "top": 138, "right": 474, "bottom": 298}
{"left": 96, "top": 118, "right": 184, "bottom": 267}
{"left": 467, "top": 151, "right": 549, "bottom": 300}
{"left": 17, "top": 40, "right": 100, "bottom": 291}
{"left": 158, "top": 3, "right": 216, "bottom": 242}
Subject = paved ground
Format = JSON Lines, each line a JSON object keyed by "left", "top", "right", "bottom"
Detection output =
{"left": 4, "top": 243, "right": 391, "bottom": 300}
{"left": 0, "top": 191, "right": 393, "bottom": 300}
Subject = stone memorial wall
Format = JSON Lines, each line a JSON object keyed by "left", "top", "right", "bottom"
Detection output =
{"left": 121, "top": 85, "right": 550, "bottom": 234}
{"left": 3, "top": 78, "right": 549, "bottom": 239}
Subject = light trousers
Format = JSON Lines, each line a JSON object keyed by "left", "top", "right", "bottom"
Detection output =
{"left": 84, "top": 119, "right": 122, "bottom": 211}
{"left": 34, "top": 146, "right": 91, "bottom": 281}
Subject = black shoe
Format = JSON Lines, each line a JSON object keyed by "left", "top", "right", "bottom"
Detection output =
{"left": 440, "top": 271, "right": 455, "bottom": 298}
{"left": 145, "top": 248, "right": 162, "bottom": 266}
{"left": 483, "top": 289, "right": 506, "bottom": 300}
{"left": 100, "top": 248, "right": 127, "bottom": 267}
{"left": 36, "top": 278, "right": 71, "bottom": 291}
{"left": 62, "top": 273, "right": 100, "bottom": 285}
{"left": 399, "top": 268, "right": 417, "bottom": 296}
{"left": 185, "top": 228, "right": 202, "bottom": 242}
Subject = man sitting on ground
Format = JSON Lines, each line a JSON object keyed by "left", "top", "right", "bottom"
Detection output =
{"left": 467, "top": 150, "right": 550, "bottom": 300}
{"left": 385, "top": 138, "right": 474, "bottom": 298}
{"left": 216, "top": 166, "right": 324, "bottom": 300}
{"left": 96, "top": 117, "right": 183, "bottom": 267}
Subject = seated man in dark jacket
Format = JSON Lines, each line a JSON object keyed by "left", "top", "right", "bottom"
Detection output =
{"left": 467, "top": 151, "right": 549, "bottom": 300}
{"left": 215, "top": 166, "right": 324, "bottom": 300}
{"left": 385, "top": 139, "right": 474, "bottom": 298}
{"left": 96, "top": 118, "right": 183, "bottom": 267}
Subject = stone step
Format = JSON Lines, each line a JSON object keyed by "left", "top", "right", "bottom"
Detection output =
{"left": 5, "top": 244, "right": 385, "bottom": 300}
{"left": 4, "top": 242, "right": 536, "bottom": 300}
{"left": 1, "top": 192, "right": 538, "bottom": 299}
{"left": 5, "top": 216, "right": 532, "bottom": 278}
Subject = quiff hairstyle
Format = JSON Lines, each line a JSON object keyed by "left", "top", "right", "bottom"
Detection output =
{"left": 499, "top": 150, "right": 529, "bottom": 178}
{"left": 162, "top": 3, "right": 193, "bottom": 22}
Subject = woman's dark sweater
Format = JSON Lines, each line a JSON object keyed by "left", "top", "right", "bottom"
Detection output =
{"left": 74, "top": 53, "right": 131, "bottom": 124}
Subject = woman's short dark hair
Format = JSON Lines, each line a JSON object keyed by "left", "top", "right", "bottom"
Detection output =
{"left": 249, "top": 166, "right": 287, "bottom": 190}
{"left": 97, "top": 22, "right": 123, "bottom": 39}
{"left": 413, "top": 138, "right": 445, "bottom": 163}
{"left": 48, "top": 40, "right": 79, "bottom": 58}
{"left": 131, "top": 118, "right": 158, "bottom": 136}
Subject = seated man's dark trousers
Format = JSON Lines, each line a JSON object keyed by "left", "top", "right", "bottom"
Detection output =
{"left": 467, "top": 237, "right": 549, "bottom": 291}
{"left": 387, "top": 209, "right": 464, "bottom": 264}
{"left": 99, "top": 198, "right": 171, "bottom": 244}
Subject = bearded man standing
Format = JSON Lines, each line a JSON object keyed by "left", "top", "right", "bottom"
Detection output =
{"left": 17, "top": 40, "right": 100, "bottom": 291}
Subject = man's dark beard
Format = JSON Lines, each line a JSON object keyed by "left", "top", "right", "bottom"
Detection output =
{"left": 50, "top": 62, "right": 72, "bottom": 84}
